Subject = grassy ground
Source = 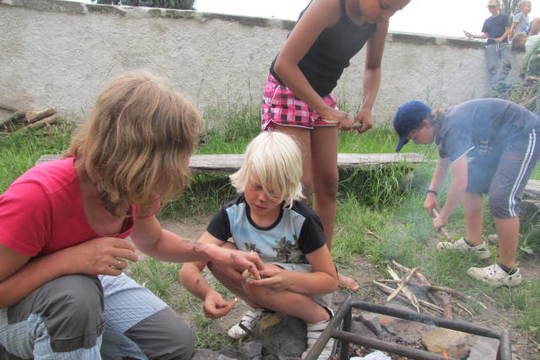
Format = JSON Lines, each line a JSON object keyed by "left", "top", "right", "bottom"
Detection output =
{"left": 1, "top": 109, "right": 539, "bottom": 349}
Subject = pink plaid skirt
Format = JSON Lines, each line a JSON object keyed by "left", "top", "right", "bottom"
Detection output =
{"left": 261, "top": 74, "right": 338, "bottom": 130}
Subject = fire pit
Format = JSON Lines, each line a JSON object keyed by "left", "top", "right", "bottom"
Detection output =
{"left": 303, "top": 295, "right": 512, "bottom": 360}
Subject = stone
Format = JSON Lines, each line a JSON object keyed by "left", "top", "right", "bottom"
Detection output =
{"left": 252, "top": 312, "right": 306, "bottom": 358}
{"left": 466, "top": 337, "right": 499, "bottom": 360}
{"left": 421, "top": 328, "right": 471, "bottom": 359}
{"left": 192, "top": 349, "right": 229, "bottom": 360}
{"left": 239, "top": 341, "right": 263, "bottom": 360}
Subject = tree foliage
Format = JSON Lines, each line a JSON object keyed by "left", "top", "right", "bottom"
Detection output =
{"left": 95, "top": 0, "right": 194, "bottom": 9}
{"left": 500, "top": 0, "right": 520, "bottom": 15}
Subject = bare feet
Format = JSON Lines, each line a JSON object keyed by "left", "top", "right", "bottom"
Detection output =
{"left": 338, "top": 273, "right": 360, "bottom": 291}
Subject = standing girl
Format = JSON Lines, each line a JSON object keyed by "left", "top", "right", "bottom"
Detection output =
{"left": 261, "top": 0, "right": 410, "bottom": 289}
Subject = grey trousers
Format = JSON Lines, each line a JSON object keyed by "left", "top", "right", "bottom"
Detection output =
{"left": 0, "top": 274, "right": 194, "bottom": 360}
{"left": 485, "top": 43, "right": 512, "bottom": 86}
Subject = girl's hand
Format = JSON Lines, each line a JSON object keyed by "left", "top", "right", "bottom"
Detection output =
{"left": 245, "top": 266, "right": 292, "bottom": 292}
{"left": 203, "top": 291, "right": 237, "bottom": 319}
{"left": 354, "top": 109, "right": 373, "bottom": 133}
{"left": 319, "top": 107, "right": 353, "bottom": 129}
{"left": 423, "top": 194, "right": 440, "bottom": 217}
{"left": 66, "top": 237, "right": 138, "bottom": 276}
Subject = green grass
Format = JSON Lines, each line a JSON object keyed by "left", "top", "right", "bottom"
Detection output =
{"left": 1, "top": 108, "right": 539, "bottom": 346}
{"left": 0, "top": 120, "right": 74, "bottom": 192}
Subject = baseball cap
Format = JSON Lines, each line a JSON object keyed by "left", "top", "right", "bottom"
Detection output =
{"left": 487, "top": 0, "right": 499, "bottom": 6}
{"left": 393, "top": 100, "right": 432, "bottom": 152}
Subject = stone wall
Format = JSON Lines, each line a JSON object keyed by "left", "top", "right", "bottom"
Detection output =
{"left": 0, "top": 0, "right": 525, "bottom": 126}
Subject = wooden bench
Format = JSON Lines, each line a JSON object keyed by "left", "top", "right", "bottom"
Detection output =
{"left": 36, "top": 153, "right": 426, "bottom": 174}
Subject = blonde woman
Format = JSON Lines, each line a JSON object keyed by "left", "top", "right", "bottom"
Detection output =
{"left": 180, "top": 132, "right": 338, "bottom": 359}
{"left": 0, "top": 71, "right": 262, "bottom": 359}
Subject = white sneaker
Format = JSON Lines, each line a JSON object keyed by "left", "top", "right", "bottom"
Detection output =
{"left": 436, "top": 237, "right": 491, "bottom": 259}
{"left": 302, "top": 310, "right": 334, "bottom": 360}
{"left": 227, "top": 309, "right": 261, "bottom": 339}
{"left": 467, "top": 264, "right": 522, "bottom": 287}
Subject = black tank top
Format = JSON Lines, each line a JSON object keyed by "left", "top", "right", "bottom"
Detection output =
{"left": 270, "top": 0, "right": 377, "bottom": 97}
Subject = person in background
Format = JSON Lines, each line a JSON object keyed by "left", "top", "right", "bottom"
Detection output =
{"left": 464, "top": 0, "right": 512, "bottom": 88}
{"left": 509, "top": 1, "right": 540, "bottom": 39}
{"left": 393, "top": 99, "right": 539, "bottom": 287}
{"left": 179, "top": 132, "right": 338, "bottom": 360}
{"left": 261, "top": 0, "right": 411, "bottom": 290}
{"left": 0, "top": 71, "right": 263, "bottom": 359}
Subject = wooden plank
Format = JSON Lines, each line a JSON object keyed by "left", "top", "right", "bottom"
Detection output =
{"left": 36, "top": 153, "right": 426, "bottom": 173}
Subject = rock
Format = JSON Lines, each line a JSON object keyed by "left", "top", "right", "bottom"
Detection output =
{"left": 421, "top": 328, "right": 471, "bottom": 359}
{"left": 466, "top": 337, "right": 499, "bottom": 360}
{"left": 239, "top": 341, "right": 263, "bottom": 360}
{"left": 252, "top": 312, "right": 306, "bottom": 358}
{"left": 192, "top": 349, "right": 233, "bottom": 360}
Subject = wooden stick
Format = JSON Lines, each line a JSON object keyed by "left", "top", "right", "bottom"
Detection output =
{"left": 453, "top": 301, "right": 474, "bottom": 318}
{"left": 386, "top": 268, "right": 417, "bottom": 302}
{"left": 366, "top": 230, "right": 381, "bottom": 240}
{"left": 391, "top": 260, "right": 432, "bottom": 286}
{"left": 25, "top": 108, "right": 56, "bottom": 124}
{"left": 387, "top": 266, "right": 420, "bottom": 312}
{"left": 433, "top": 209, "right": 452, "bottom": 241}
{"left": 373, "top": 281, "right": 443, "bottom": 315}
{"left": 426, "top": 285, "right": 487, "bottom": 310}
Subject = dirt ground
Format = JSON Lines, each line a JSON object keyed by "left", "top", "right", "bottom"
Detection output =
{"left": 161, "top": 217, "right": 540, "bottom": 360}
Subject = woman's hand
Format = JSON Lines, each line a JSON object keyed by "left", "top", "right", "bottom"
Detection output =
{"left": 354, "top": 108, "right": 373, "bottom": 133}
{"left": 319, "top": 107, "right": 353, "bottom": 129}
{"left": 65, "top": 237, "right": 139, "bottom": 276}
{"left": 203, "top": 290, "right": 237, "bottom": 319}
{"left": 423, "top": 193, "right": 440, "bottom": 217}
{"left": 210, "top": 247, "right": 264, "bottom": 280}
{"left": 244, "top": 265, "right": 292, "bottom": 292}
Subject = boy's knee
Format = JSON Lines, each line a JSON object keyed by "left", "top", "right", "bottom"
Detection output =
{"left": 489, "top": 193, "right": 516, "bottom": 218}
{"left": 125, "top": 308, "right": 194, "bottom": 360}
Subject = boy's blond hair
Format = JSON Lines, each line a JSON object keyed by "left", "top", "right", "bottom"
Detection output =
{"left": 66, "top": 70, "right": 202, "bottom": 217}
{"left": 518, "top": 1, "right": 531, "bottom": 10}
{"left": 230, "top": 131, "right": 303, "bottom": 208}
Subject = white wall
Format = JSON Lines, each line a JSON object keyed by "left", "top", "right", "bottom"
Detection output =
{"left": 0, "top": 0, "right": 524, "bottom": 126}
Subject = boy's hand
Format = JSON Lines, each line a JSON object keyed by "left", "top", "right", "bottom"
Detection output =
{"left": 203, "top": 291, "right": 237, "bottom": 319}
{"left": 245, "top": 265, "right": 292, "bottom": 292}
{"left": 423, "top": 193, "right": 440, "bottom": 217}
{"left": 66, "top": 237, "right": 138, "bottom": 276}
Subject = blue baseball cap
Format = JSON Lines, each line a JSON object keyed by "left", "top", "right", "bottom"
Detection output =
{"left": 393, "top": 100, "right": 432, "bottom": 152}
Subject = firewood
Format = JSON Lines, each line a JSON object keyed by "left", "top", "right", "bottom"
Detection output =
{"left": 0, "top": 103, "right": 19, "bottom": 112}
{"left": 0, "top": 112, "right": 25, "bottom": 130}
{"left": 373, "top": 281, "right": 443, "bottom": 315}
{"left": 391, "top": 260, "right": 432, "bottom": 286}
{"left": 453, "top": 301, "right": 474, "bottom": 318}
{"left": 426, "top": 285, "right": 487, "bottom": 310}
{"left": 16, "top": 115, "right": 57, "bottom": 134}
{"left": 386, "top": 266, "right": 420, "bottom": 312}
{"left": 386, "top": 267, "right": 417, "bottom": 302}
{"left": 25, "top": 108, "right": 56, "bottom": 124}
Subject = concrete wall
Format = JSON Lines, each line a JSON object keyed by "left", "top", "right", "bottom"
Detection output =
{"left": 0, "top": 0, "right": 524, "bottom": 126}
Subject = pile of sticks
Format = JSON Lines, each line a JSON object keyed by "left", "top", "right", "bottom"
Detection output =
{"left": 0, "top": 104, "right": 57, "bottom": 135}
{"left": 373, "top": 260, "right": 489, "bottom": 320}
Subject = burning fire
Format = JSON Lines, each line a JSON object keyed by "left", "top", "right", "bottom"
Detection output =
{"left": 442, "top": 351, "right": 449, "bottom": 359}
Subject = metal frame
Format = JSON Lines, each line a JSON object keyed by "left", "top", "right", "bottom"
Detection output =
{"left": 303, "top": 295, "right": 512, "bottom": 360}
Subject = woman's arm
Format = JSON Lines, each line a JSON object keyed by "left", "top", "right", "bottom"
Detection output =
{"left": 273, "top": 0, "right": 351, "bottom": 126}
{"left": 435, "top": 156, "right": 468, "bottom": 229}
{"left": 0, "top": 237, "right": 138, "bottom": 308}
{"left": 354, "top": 19, "right": 389, "bottom": 133}
{"left": 179, "top": 232, "right": 238, "bottom": 318}
{"left": 131, "top": 217, "right": 263, "bottom": 275}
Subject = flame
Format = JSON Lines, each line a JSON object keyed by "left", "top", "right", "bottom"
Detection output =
{"left": 442, "top": 351, "right": 449, "bottom": 359}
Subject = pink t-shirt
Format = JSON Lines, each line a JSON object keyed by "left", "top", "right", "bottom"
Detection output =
{"left": 0, "top": 158, "right": 153, "bottom": 257}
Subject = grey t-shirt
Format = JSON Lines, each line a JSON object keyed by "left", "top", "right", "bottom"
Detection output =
{"left": 435, "top": 98, "right": 540, "bottom": 162}
{"left": 513, "top": 12, "right": 529, "bottom": 34}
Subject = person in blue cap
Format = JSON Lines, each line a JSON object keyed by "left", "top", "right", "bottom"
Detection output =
{"left": 393, "top": 98, "right": 540, "bottom": 287}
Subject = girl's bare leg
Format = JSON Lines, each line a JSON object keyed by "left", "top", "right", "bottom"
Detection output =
{"left": 311, "top": 126, "right": 359, "bottom": 290}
